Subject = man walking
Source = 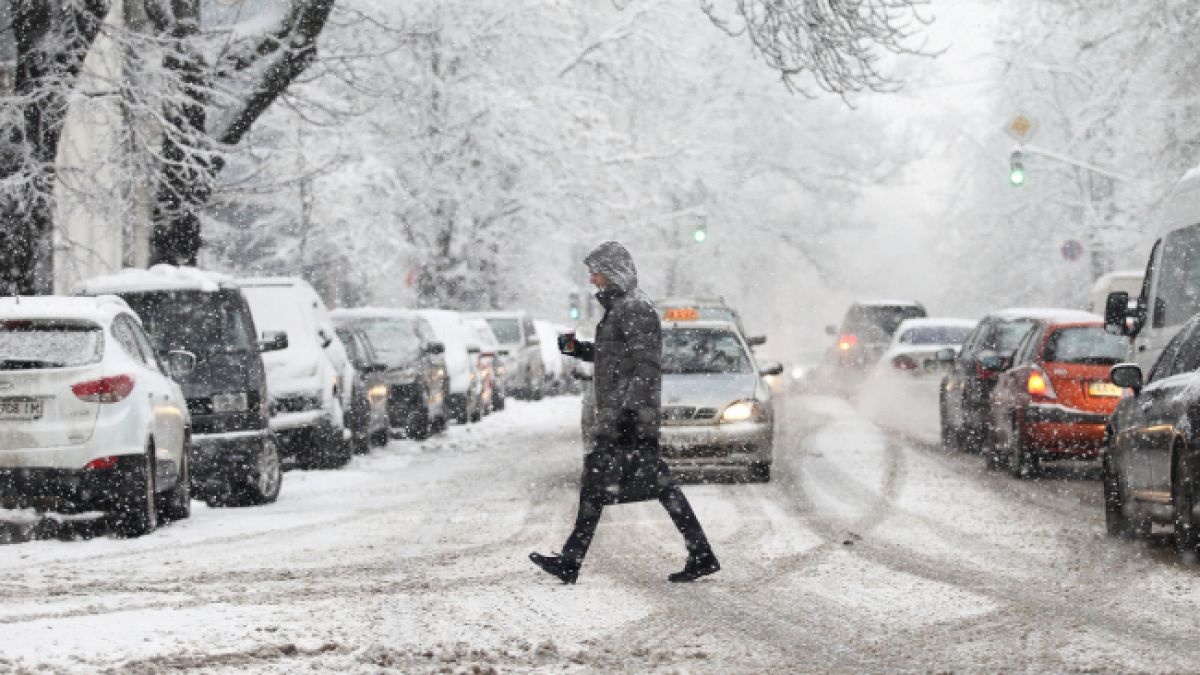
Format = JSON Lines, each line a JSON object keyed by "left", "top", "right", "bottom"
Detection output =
{"left": 529, "top": 241, "right": 719, "bottom": 584}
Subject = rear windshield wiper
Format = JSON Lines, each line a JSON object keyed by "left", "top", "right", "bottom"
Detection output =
{"left": 0, "top": 359, "right": 68, "bottom": 370}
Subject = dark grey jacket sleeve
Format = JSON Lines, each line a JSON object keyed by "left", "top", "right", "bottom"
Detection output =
{"left": 573, "top": 341, "right": 595, "bottom": 362}
{"left": 619, "top": 302, "right": 661, "bottom": 411}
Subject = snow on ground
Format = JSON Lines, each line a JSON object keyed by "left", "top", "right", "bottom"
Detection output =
{"left": 5, "top": 393, "right": 1200, "bottom": 672}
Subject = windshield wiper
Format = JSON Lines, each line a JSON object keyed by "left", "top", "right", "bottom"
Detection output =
{"left": 0, "top": 359, "right": 68, "bottom": 369}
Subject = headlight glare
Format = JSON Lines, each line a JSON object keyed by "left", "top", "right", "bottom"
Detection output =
{"left": 721, "top": 399, "right": 765, "bottom": 423}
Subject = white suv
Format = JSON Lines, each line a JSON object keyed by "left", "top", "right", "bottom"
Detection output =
{"left": 0, "top": 296, "right": 192, "bottom": 536}
{"left": 237, "top": 277, "right": 355, "bottom": 469}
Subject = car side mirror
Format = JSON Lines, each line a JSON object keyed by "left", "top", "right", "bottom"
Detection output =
{"left": 747, "top": 335, "right": 767, "bottom": 347}
{"left": 935, "top": 347, "right": 956, "bottom": 364}
{"left": 759, "top": 362, "right": 784, "bottom": 377}
{"left": 166, "top": 350, "right": 196, "bottom": 379}
{"left": 258, "top": 331, "right": 288, "bottom": 352}
{"left": 825, "top": 325, "right": 837, "bottom": 336}
{"left": 1104, "top": 291, "right": 1130, "bottom": 336}
{"left": 1110, "top": 363, "right": 1143, "bottom": 393}
{"left": 425, "top": 341, "right": 445, "bottom": 355}
{"left": 317, "top": 328, "right": 333, "bottom": 349}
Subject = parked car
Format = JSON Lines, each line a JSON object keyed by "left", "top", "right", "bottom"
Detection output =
{"left": 823, "top": 300, "right": 926, "bottom": 393}
{"left": 76, "top": 265, "right": 284, "bottom": 506}
{"left": 418, "top": 309, "right": 480, "bottom": 424}
{"left": 580, "top": 320, "right": 782, "bottom": 481}
{"left": 533, "top": 319, "right": 572, "bottom": 395}
{"left": 989, "top": 319, "right": 1128, "bottom": 477}
{"left": 477, "top": 311, "right": 544, "bottom": 400}
{"left": 1105, "top": 314, "right": 1200, "bottom": 557}
{"left": 1104, "top": 170, "right": 1200, "bottom": 373}
{"left": 464, "top": 316, "right": 502, "bottom": 413}
{"left": 939, "top": 308, "right": 1098, "bottom": 453}
{"left": 334, "top": 327, "right": 390, "bottom": 453}
{"left": 237, "top": 277, "right": 355, "bottom": 470}
{"left": 0, "top": 296, "right": 191, "bottom": 536}
{"left": 331, "top": 309, "right": 449, "bottom": 439}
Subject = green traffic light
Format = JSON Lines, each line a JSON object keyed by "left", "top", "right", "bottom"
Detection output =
{"left": 569, "top": 307, "right": 580, "bottom": 320}
{"left": 1009, "top": 163, "right": 1025, "bottom": 186}
{"left": 693, "top": 228, "right": 707, "bottom": 243}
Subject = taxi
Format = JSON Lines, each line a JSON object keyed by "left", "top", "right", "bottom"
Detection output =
{"left": 988, "top": 319, "right": 1129, "bottom": 477}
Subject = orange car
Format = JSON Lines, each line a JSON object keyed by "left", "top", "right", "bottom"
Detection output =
{"left": 989, "top": 320, "right": 1129, "bottom": 477}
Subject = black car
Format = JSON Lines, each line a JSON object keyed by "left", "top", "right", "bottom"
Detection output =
{"left": 826, "top": 301, "right": 926, "bottom": 375}
{"left": 1106, "top": 314, "right": 1200, "bottom": 557}
{"left": 335, "top": 327, "right": 390, "bottom": 454}
{"left": 330, "top": 309, "right": 448, "bottom": 440}
{"left": 77, "top": 271, "right": 287, "bottom": 506}
{"left": 939, "top": 309, "right": 1098, "bottom": 453}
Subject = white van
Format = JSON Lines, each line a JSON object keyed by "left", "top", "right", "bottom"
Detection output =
{"left": 1089, "top": 271, "right": 1142, "bottom": 316}
{"left": 236, "top": 277, "right": 355, "bottom": 469}
{"left": 1106, "top": 169, "right": 1200, "bottom": 372}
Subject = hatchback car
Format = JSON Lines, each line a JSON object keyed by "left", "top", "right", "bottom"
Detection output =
{"left": 989, "top": 320, "right": 1128, "bottom": 477}
{"left": 940, "top": 308, "right": 1098, "bottom": 453}
{"left": 335, "top": 327, "right": 390, "bottom": 453}
{"left": 1105, "top": 313, "right": 1200, "bottom": 557}
{"left": 0, "top": 296, "right": 191, "bottom": 536}
{"left": 331, "top": 309, "right": 448, "bottom": 439}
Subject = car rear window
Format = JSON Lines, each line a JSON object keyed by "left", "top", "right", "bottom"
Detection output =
{"left": 486, "top": 318, "right": 521, "bottom": 344}
{"left": 843, "top": 305, "right": 926, "bottom": 342}
{"left": 0, "top": 320, "right": 104, "bottom": 369}
{"left": 1044, "top": 326, "right": 1128, "bottom": 365}
{"left": 898, "top": 325, "right": 973, "bottom": 346}
{"left": 342, "top": 318, "right": 421, "bottom": 365}
{"left": 662, "top": 328, "right": 752, "bottom": 375}
{"left": 120, "top": 290, "right": 252, "bottom": 354}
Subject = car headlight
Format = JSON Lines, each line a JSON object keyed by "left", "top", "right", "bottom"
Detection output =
{"left": 368, "top": 384, "right": 388, "bottom": 401}
{"left": 212, "top": 392, "right": 250, "bottom": 413}
{"left": 721, "top": 399, "right": 766, "bottom": 424}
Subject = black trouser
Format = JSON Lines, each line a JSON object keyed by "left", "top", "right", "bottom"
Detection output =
{"left": 561, "top": 476, "right": 713, "bottom": 566}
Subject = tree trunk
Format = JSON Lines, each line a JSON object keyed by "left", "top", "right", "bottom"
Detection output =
{"left": 0, "top": 0, "right": 109, "bottom": 293}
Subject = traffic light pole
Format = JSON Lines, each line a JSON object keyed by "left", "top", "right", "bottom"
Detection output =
{"left": 1011, "top": 144, "right": 1130, "bottom": 184}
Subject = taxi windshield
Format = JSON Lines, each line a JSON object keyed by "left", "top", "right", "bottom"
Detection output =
{"left": 662, "top": 328, "right": 752, "bottom": 375}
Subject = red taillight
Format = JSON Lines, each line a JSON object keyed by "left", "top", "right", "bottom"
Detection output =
{"left": 72, "top": 374, "right": 135, "bottom": 403}
{"left": 838, "top": 334, "right": 858, "bottom": 352}
{"left": 892, "top": 355, "right": 918, "bottom": 371}
{"left": 84, "top": 456, "right": 118, "bottom": 471}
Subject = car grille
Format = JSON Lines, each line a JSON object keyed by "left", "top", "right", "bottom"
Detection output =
{"left": 187, "top": 397, "right": 213, "bottom": 415}
{"left": 661, "top": 406, "right": 718, "bottom": 425}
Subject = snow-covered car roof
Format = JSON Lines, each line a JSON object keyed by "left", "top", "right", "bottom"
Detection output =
{"left": 74, "top": 264, "right": 233, "bottom": 295}
{"left": 987, "top": 307, "right": 1101, "bottom": 323}
{"left": 331, "top": 307, "right": 422, "bottom": 321}
{"left": 853, "top": 299, "right": 925, "bottom": 308}
{"left": 475, "top": 310, "right": 530, "bottom": 319}
{"left": 894, "top": 317, "right": 977, "bottom": 330}
{"left": 0, "top": 295, "right": 132, "bottom": 324}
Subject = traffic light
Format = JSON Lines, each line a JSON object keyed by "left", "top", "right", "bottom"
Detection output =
{"left": 692, "top": 221, "right": 707, "bottom": 243}
{"left": 568, "top": 292, "right": 581, "bottom": 321}
{"left": 1009, "top": 150, "right": 1026, "bottom": 186}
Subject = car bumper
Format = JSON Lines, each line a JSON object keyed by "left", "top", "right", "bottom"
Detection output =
{"left": 1021, "top": 405, "right": 1109, "bottom": 457}
{"left": 0, "top": 464, "right": 126, "bottom": 513}
{"left": 269, "top": 409, "right": 337, "bottom": 432}
{"left": 189, "top": 429, "right": 271, "bottom": 481}
{"left": 659, "top": 422, "right": 773, "bottom": 466}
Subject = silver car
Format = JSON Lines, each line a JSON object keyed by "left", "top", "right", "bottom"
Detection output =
{"left": 581, "top": 320, "right": 782, "bottom": 482}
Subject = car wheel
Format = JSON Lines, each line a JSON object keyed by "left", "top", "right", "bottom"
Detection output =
{"left": 407, "top": 408, "right": 432, "bottom": 440}
{"left": 493, "top": 393, "right": 506, "bottom": 411}
{"left": 748, "top": 462, "right": 771, "bottom": 483}
{"left": 1174, "top": 451, "right": 1200, "bottom": 559}
{"left": 370, "top": 428, "right": 389, "bottom": 447}
{"left": 452, "top": 394, "right": 469, "bottom": 425}
{"left": 158, "top": 449, "right": 191, "bottom": 523}
{"left": 1103, "top": 455, "right": 1148, "bottom": 539}
{"left": 231, "top": 436, "right": 282, "bottom": 506}
{"left": 939, "top": 392, "right": 959, "bottom": 451}
{"left": 113, "top": 445, "right": 158, "bottom": 538}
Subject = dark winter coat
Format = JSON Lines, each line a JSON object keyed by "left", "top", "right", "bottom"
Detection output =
{"left": 573, "top": 241, "right": 672, "bottom": 504}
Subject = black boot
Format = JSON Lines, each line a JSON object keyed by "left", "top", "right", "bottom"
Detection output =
{"left": 668, "top": 551, "right": 720, "bottom": 583}
{"left": 529, "top": 552, "right": 580, "bottom": 584}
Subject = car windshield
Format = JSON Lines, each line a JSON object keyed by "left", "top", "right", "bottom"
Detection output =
{"left": 336, "top": 329, "right": 362, "bottom": 363}
{"left": 898, "top": 325, "right": 973, "bottom": 346}
{"left": 486, "top": 318, "right": 521, "bottom": 344}
{"left": 120, "top": 290, "right": 252, "bottom": 354}
{"left": 0, "top": 320, "right": 103, "bottom": 369}
{"left": 843, "top": 305, "right": 925, "bottom": 343}
{"left": 343, "top": 317, "right": 420, "bottom": 365}
{"left": 1044, "top": 326, "right": 1128, "bottom": 365}
{"left": 662, "top": 328, "right": 752, "bottom": 375}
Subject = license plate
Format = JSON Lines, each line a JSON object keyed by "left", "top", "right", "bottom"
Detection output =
{"left": 0, "top": 398, "right": 43, "bottom": 420}
{"left": 1087, "top": 381, "right": 1124, "bottom": 398}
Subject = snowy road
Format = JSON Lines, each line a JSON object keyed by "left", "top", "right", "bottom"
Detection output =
{"left": 4, "top": 394, "right": 1200, "bottom": 672}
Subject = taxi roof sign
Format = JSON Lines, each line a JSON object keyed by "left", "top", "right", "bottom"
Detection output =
{"left": 663, "top": 307, "right": 700, "bottom": 321}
